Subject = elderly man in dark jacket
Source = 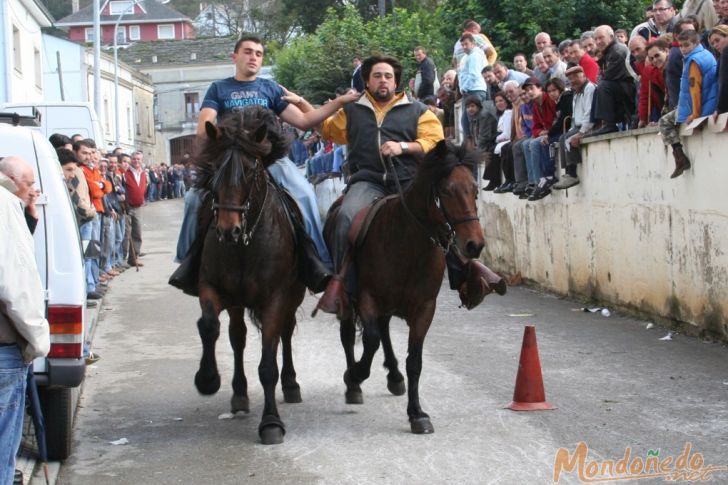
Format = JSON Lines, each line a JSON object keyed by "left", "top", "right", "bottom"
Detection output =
{"left": 589, "top": 25, "right": 636, "bottom": 136}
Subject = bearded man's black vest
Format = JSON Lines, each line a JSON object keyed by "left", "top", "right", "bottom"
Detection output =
{"left": 343, "top": 95, "right": 428, "bottom": 188}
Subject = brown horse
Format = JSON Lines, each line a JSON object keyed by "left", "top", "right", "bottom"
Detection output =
{"left": 324, "top": 140, "right": 487, "bottom": 434}
{"left": 193, "top": 107, "right": 305, "bottom": 445}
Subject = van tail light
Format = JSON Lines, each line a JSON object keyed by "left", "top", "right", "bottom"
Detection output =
{"left": 47, "top": 305, "right": 83, "bottom": 359}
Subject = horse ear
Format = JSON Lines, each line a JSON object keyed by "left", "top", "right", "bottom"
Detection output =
{"left": 432, "top": 139, "right": 449, "bottom": 159}
{"left": 253, "top": 123, "right": 268, "bottom": 143}
{"left": 205, "top": 121, "right": 218, "bottom": 141}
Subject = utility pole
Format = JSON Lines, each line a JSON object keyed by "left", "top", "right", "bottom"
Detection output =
{"left": 56, "top": 51, "right": 65, "bottom": 101}
{"left": 93, "top": 0, "right": 101, "bottom": 119}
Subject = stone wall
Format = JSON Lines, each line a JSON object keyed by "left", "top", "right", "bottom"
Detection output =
{"left": 479, "top": 119, "right": 728, "bottom": 340}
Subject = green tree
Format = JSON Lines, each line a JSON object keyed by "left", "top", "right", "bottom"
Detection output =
{"left": 273, "top": 5, "right": 448, "bottom": 103}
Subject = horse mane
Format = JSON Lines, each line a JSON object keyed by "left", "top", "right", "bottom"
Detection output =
{"left": 194, "top": 106, "right": 292, "bottom": 192}
{"left": 411, "top": 140, "right": 477, "bottom": 190}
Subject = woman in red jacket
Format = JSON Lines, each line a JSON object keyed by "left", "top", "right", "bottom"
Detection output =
{"left": 639, "top": 38, "right": 671, "bottom": 127}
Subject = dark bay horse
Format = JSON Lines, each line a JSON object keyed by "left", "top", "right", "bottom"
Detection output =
{"left": 193, "top": 107, "right": 305, "bottom": 445}
{"left": 324, "top": 140, "right": 486, "bottom": 434}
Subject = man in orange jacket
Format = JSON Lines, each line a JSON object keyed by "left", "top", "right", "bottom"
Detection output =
{"left": 74, "top": 139, "right": 110, "bottom": 300}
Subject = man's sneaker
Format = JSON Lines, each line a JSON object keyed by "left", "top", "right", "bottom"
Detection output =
{"left": 493, "top": 182, "right": 514, "bottom": 193}
{"left": 87, "top": 291, "right": 103, "bottom": 300}
{"left": 528, "top": 185, "right": 552, "bottom": 201}
{"left": 512, "top": 182, "right": 528, "bottom": 196}
{"left": 553, "top": 175, "right": 580, "bottom": 190}
{"left": 14, "top": 469, "right": 23, "bottom": 485}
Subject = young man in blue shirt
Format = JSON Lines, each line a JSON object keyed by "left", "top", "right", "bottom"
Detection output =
{"left": 172, "top": 35, "right": 358, "bottom": 294}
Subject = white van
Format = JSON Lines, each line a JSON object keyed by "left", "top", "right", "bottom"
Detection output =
{"left": 0, "top": 102, "right": 105, "bottom": 149}
{"left": 0, "top": 112, "right": 86, "bottom": 460}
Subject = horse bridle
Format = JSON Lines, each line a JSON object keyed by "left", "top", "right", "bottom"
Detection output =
{"left": 211, "top": 154, "right": 269, "bottom": 246}
{"left": 387, "top": 155, "right": 478, "bottom": 253}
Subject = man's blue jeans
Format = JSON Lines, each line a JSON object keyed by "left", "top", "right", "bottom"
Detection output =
{"left": 0, "top": 345, "right": 28, "bottom": 485}
{"left": 524, "top": 138, "right": 544, "bottom": 183}
{"left": 175, "top": 157, "right": 332, "bottom": 269}
{"left": 114, "top": 216, "right": 126, "bottom": 266}
{"left": 79, "top": 214, "right": 100, "bottom": 293}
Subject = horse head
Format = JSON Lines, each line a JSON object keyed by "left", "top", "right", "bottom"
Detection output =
{"left": 421, "top": 140, "right": 485, "bottom": 259}
{"left": 195, "top": 106, "right": 289, "bottom": 244}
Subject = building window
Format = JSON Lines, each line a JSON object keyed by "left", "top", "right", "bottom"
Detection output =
{"left": 85, "top": 27, "right": 95, "bottom": 42}
{"left": 34, "top": 47, "right": 42, "bottom": 88}
{"left": 115, "top": 27, "right": 126, "bottom": 45}
{"left": 129, "top": 25, "right": 140, "bottom": 41}
{"left": 184, "top": 92, "right": 199, "bottom": 117}
{"left": 146, "top": 106, "right": 152, "bottom": 137}
{"left": 13, "top": 26, "right": 22, "bottom": 73}
{"left": 157, "top": 24, "right": 175, "bottom": 40}
{"left": 109, "top": 1, "right": 134, "bottom": 15}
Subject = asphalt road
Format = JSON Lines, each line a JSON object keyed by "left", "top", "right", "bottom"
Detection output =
{"left": 53, "top": 198, "right": 728, "bottom": 485}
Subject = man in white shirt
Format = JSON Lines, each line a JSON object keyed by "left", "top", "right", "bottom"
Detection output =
{"left": 554, "top": 67, "right": 596, "bottom": 189}
{"left": 0, "top": 156, "right": 50, "bottom": 485}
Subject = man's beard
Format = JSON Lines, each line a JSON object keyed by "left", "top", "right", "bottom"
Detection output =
{"left": 372, "top": 87, "right": 394, "bottom": 102}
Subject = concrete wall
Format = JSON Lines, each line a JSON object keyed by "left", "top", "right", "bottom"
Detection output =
{"left": 479, "top": 120, "right": 728, "bottom": 340}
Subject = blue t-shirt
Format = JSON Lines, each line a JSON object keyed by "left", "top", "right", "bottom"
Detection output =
{"left": 200, "top": 77, "right": 289, "bottom": 118}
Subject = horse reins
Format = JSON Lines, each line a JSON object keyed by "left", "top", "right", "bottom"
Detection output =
{"left": 211, "top": 153, "right": 269, "bottom": 246}
{"left": 386, "top": 155, "right": 476, "bottom": 253}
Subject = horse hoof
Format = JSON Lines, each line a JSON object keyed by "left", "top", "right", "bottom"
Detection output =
{"left": 344, "top": 370, "right": 363, "bottom": 404}
{"left": 345, "top": 389, "right": 364, "bottom": 404}
{"left": 387, "top": 379, "right": 406, "bottom": 396}
{"left": 230, "top": 394, "right": 249, "bottom": 414}
{"left": 259, "top": 425, "right": 285, "bottom": 445}
{"left": 194, "top": 371, "right": 220, "bottom": 395}
{"left": 283, "top": 386, "right": 302, "bottom": 403}
{"left": 410, "top": 417, "right": 434, "bottom": 434}
{"left": 258, "top": 416, "right": 285, "bottom": 445}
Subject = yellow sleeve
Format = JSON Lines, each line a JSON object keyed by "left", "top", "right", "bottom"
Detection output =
{"left": 321, "top": 108, "right": 349, "bottom": 144}
{"left": 416, "top": 109, "right": 445, "bottom": 153}
{"left": 480, "top": 33, "right": 498, "bottom": 65}
{"left": 688, "top": 62, "right": 703, "bottom": 122}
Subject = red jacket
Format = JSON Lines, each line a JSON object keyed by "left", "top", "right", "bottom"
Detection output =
{"left": 80, "top": 164, "right": 111, "bottom": 213}
{"left": 531, "top": 94, "right": 557, "bottom": 137}
{"left": 639, "top": 64, "right": 666, "bottom": 123}
{"left": 124, "top": 169, "right": 148, "bottom": 208}
{"left": 579, "top": 54, "right": 600, "bottom": 84}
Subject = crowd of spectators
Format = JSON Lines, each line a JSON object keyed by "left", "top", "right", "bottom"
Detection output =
{"left": 47, "top": 134, "right": 194, "bottom": 304}
{"left": 406, "top": 0, "right": 727, "bottom": 201}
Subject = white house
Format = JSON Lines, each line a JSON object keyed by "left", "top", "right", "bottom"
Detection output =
{"left": 0, "top": 0, "right": 54, "bottom": 103}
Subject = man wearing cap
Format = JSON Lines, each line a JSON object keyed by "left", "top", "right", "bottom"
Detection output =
{"left": 554, "top": 66, "right": 596, "bottom": 190}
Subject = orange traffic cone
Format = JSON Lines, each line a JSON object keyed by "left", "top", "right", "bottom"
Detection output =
{"left": 506, "top": 325, "right": 556, "bottom": 411}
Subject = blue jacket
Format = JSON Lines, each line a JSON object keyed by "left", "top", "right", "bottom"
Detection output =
{"left": 677, "top": 45, "right": 718, "bottom": 123}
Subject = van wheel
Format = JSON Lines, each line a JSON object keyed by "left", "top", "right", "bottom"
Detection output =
{"left": 38, "top": 387, "right": 73, "bottom": 461}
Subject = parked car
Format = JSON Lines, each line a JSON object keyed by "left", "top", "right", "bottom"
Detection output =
{"left": 0, "top": 101, "right": 105, "bottom": 149}
{"left": 0, "top": 110, "right": 86, "bottom": 460}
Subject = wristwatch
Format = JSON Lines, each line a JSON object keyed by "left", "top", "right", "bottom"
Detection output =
{"left": 399, "top": 142, "right": 409, "bottom": 154}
